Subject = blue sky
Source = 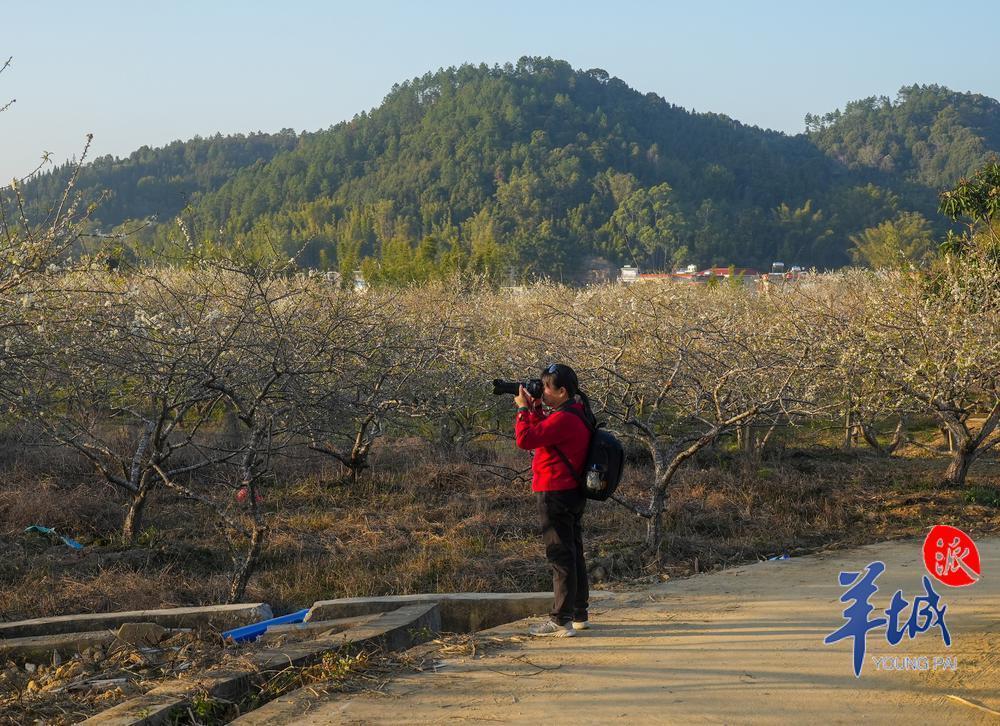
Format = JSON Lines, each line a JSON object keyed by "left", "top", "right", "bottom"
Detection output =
{"left": 2, "top": 0, "right": 998, "bottom": 182}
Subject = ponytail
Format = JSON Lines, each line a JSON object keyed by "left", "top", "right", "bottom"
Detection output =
{"left": 576, "top": 388, "right": 598, "bottom": 430}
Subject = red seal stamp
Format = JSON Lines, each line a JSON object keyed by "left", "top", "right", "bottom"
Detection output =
{"left": 922, "top": 525, "right": 981, "bottom": 587}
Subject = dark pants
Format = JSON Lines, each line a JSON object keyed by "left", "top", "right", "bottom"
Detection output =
{"left": 537, "top": 489, "right": 588, "bottom": 625}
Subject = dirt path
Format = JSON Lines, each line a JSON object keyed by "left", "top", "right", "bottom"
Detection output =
{"left": 280, "top": 537, "right": 999, "bottom": 724}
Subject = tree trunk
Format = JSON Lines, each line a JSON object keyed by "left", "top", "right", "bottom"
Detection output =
{"left": 640, "top": 431, "right": 720, "bottom": 558}
{"left": 643, "top": 446, "right": 669, "bottom": 555}
{"left": 347, "top": 416, "right": 376, "bottom": 481}
{"left": 349, "top": 449, "right": 368, "bottom": 481}
{"left": 122, "top": 480, "right": 151, "bottom": 543}
{"left": 859, "top": 423, "right": 886, "bottom": 457}
{"left": 757, "top": 419, "right": 779, "bottom": 455}
{"left": 224, "top": 408, "right": 242, "bottom": 447}
{"left": 439, "top": 417, "right": 458, "bottom": 454}
{"left": 886, "top": 416, "right": 907, "bottom": 456}
{"left": 942, "top": 445, "right": 976, "bottom": 488}
{"left": 860, "top": 417, "right": 907, "bottom": 457}
{"left": 438, "top": 414, "right": 472, "bottom": 455}
{"left": 937, "top": 403, "right": 1000, "bottom": 487}
{"left": 940, "top": 426, "right": 954, "bottom": 452}
{"left": 228, "top": 525, "right": 266, "bottom": 603}
{"left": 644, "top": 495, "right": 665, "bottom": 553}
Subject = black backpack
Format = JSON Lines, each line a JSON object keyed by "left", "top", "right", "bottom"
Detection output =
{"left": 553, "top": 407, "right": 625, "bottom": 502}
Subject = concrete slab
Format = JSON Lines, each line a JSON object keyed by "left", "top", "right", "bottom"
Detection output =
{"left": 229, "top": 604, "right": 443, "bottom": 726}
{"left": 260, "top": 614, "right": 378, "bottom": 644}
{"left": 227, "top": 685, "right": 326, "bottom": 725}
{"left": 0, "top": 630, "right": 116, "bottom": 662}
{"left": 305, "top": 591, "right": 612, "bottom": 632}
{"left": 0, "top": 603, "right": 273, "bottom": 640}
{"left": 328, "top": 602, "right": 441, "bottom": 654}
{"left": 81, "top": 603, "right": 441, "bottom": 726}
{"left": 78, "top": 669, "right": 252, "bottom": 726}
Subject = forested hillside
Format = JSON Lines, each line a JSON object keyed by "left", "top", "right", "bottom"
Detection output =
{"left": 806, "top": 84, "right": 1000, "bottom": 189}
{"left": 19, "top": 59, "right": 1000, "bottom": 280}
{"left": 21, "top": 131, "right": 302, "bottom": 229}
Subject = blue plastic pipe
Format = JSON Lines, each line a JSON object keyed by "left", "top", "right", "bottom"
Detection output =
{"left": 222, "top": 608, "right": 310, "bottom": 643}
{"left": 24, "top": 525, "right": 84, "bottom": 550}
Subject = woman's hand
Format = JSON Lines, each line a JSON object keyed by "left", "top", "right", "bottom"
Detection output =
{"left": 514, "top": 384, "right": 531, "bottom": 409}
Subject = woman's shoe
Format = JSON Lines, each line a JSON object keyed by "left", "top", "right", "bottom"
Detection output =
{"left": 529, "top": 620, "right": 576, "bottom": 637}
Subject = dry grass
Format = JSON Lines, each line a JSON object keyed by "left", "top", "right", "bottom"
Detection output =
{"left": 0, "top": 623, "right": 387, "bottom": 725}
{"left": 0, "top": 627, "right": 249, "bottom": 726}
{"left": 1, "top": 429, "right": 998, "bottom": 722}
{"left": 0, "top": 430, "right": 997, "bottom": 623}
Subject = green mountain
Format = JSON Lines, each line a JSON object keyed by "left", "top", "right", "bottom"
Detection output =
{"left": 19, "top": 59, "right": 1000, "bottom": 279}
{"left": 22, "top": 131, "right": 301, "bottom": 229}
{"left": 806, "top": 84, "right": 1000, "bottom": 190}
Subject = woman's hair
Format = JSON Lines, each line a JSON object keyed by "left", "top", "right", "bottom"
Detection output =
{"left": 541, "top": 363, "right": 597, "bottom": 428}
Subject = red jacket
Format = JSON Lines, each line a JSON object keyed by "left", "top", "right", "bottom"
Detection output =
{"left": 515, "top": 401, "right": 591, "bottom": 492}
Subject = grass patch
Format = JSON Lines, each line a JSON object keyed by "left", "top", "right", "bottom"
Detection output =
{"left": 965, "top": 485, "right": 1000, "bottom": 508}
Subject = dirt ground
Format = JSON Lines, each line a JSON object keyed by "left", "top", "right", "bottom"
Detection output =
{"left": 267, "top": 537, "right": 999, "bottom": 725}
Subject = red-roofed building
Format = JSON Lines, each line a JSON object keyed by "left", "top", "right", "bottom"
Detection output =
{"left": 696, "top": 267, "right": 760, "bottom": 285}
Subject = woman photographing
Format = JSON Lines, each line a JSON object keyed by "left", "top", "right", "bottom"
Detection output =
{"left": 514, "top": 363, "right": 596, "bottom": 637}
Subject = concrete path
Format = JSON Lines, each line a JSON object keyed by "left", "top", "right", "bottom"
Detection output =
{"left": 284, "top": 537, "right": 999, "bottom": 724}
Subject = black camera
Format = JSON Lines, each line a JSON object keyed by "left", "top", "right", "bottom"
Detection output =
{"left": 492, "top": 378, "right": 543, "bottom": 399}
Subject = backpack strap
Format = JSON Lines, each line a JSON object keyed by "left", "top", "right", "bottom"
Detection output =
{"left": 552, "top": 445, "right": 585, "bottom": 486}
{"left": 558, "top": 404, "right": 596, "bottom": 432}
